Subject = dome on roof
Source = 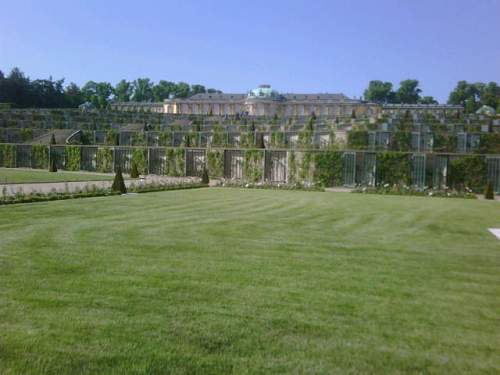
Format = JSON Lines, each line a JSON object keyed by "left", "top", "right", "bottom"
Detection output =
{"left": 247, "top": 84, "right": 281, "bottom": 100}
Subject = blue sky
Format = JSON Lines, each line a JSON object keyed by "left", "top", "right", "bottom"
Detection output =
{"left": 1, "top": 0, "right": 499, "bottom": 102}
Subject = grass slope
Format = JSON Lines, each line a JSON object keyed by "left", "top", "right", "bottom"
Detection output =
{"left": 0, "top": 189, "right": 499, "bottom": 374}
{"left": 0, "top": 168, "right": 113, "bottom": 184}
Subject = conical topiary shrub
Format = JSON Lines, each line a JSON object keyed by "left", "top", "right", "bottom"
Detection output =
{"left": 255, "top": 132, "right": 265, "bottom": 149}
{"left": 484, "top": 181, "right": 494, "bottom": 200}
{"left": 49, "top": 158, "right": 57, "bottom": 172}
{"left": 130, "top": 161, "right": 140, "bottom": 178}
{"left": 201, "top": 167, "right": 209, "bottom": 184}
{"left": 111, "top": 167, "right": 127, "bottom": 194}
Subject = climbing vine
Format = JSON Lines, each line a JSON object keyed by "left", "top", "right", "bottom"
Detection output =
{"left": 313, "top": 151, "right": 343, "bottom": 187}
{"left": 244, "top": 150, "right": 263, "bottom": 182}
{"left": 448, "top": 155, "right": 486, "bottom": 192}
{"left": 32, "top": 145, "right": 49, "bottom": 169}
{"left": 376, "top": 152, "right": 411, "bottom": 186}
{"left": 65, "top": 146, "right": 81, "bottom": 171}
{"left": 207, "top": 149, "right": 224, "bottom": 177}
{"left": 0, "top": 144, "right": 16, "bottom": 168}
{"left": 166, "top": 148, "right": 185, "bottom": 176}
{"left": 96, "top": 147, "right": 113, "bottom": 173}
{"left": 132, "top": 148, "right": 148, "bottom": 174}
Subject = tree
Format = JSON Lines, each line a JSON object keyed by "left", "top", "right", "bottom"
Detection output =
{"left": 363, "top": 80, "right": 395, "bottom": 103}
{"left": 152, "top": 80, "right": 176, "bottom": 101}
{"left": 448, "top": 81, "right": 480, "bottom": 108}
{"left": 396, "top": 79, "right": 421, "bottom": 104}
{"left": 480, "top": 82, "right": 500, "bottom": 109}
{"left": 82, "top": 81, "right": 113, "bottom": 109}
{"left": 65, "top": 82, "right": 84, "bottom": 107}
{"left": 419, "top": 96, "right": 438, "bottom": 104}
{"left": 132, "top": 78, "right": 153, "bottom": 102}
{"left": 111, "top": 167, "right": 127, "bottom": 194}
{"left": 190, "top": 84, "right": 206, "bottom": 95}
{"left": 174, "top": 82, "right": 191, "bottom": 98}
{"left": 465, "top": 98, "right": 476, "bottom": 114}
{"left": 114, "top": 80, "right": 132, "bottom": 102}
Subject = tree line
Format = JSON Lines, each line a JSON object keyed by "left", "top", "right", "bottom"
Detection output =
{"left": 364, "top": 79, "right": 500, "bottom": 113}
{"left": 0, "top": 67, "right": 221, "bottom": 109}
{"left": 1, "top": 67, "right": 499, "bottom": 113}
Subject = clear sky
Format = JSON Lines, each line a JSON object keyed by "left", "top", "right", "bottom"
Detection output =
{"left": 1, "top": 0, "right": 499, "bottom": 102}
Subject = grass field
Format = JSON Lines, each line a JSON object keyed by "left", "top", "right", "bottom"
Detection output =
{"left": 0, "top": 168, "right": 114, "bottom": 184}
{"left": 0, "top": 189, "right": 499, "bottom": 374}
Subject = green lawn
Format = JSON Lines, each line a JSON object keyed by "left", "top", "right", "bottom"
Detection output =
{"left": 0, "top": 168, "right": 114, "bottom": 184}
{"left": 0, "top": 189, "right": 499, "bottom": 374}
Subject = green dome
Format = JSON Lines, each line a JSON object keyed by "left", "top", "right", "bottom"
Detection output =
{"left": 248, "top": 84, "right": 280, "bottom": 99}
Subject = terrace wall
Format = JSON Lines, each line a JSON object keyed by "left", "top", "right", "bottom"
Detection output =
{"left": 1, "top": 143, "right": 499, "bottom": 193}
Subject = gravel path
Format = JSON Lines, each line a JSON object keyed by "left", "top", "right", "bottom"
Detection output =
{"left": 0, "top": 175, "right": 200, "bottom": 196}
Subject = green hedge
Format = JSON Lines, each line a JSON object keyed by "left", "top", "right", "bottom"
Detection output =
{"left": 207, "top": 149, "right": 224, "bottom": 177}
{"left": 376, "top": 152, "right": 411, "bottom": 186}
{"left": 313, "top": 151, "right": 343, "bottom": 187}
{"left": 449, "top": 155, "right": 486, "bottom": 192}
{"left": 96, "top": 147, "right": 113, "bottom": 173}
{"left": 65, "top": 146, "right": 81, "bottom": 171}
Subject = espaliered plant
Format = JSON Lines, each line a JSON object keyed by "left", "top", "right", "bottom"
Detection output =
{"left": 484, "top": 181, "right": 494, "bottom": 200}
{"left": 111, "top": 167, "right": 127, "bottom": 194}
{"left": 207, "top": 149, "right": 224, "bottom": 177}
{"left": 132, "top": 148, "right": 147, "bottom": 175}
{"left": 201, "top": 167, "right": 209, "bottom": 184}
{"left": 313, "top": 151, "right": 343, "bottom": 187}
{"left": 49, "top": 158, "right": 58, "bottom": 173}
{"left": 130, "top": 161, "right": 140, "bottom": 178}
{"left": 32, "top": 145, "right": 49, "bottom": 169}
{"left": 65, "top": 146, "right": 81, "bottom": 171}
{"left": 96, "top": 147, "right": 113, "bottom": 173}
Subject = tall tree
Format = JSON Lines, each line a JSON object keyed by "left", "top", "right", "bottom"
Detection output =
{"left": 480, "top": 82, "right": 500, "bottom": 108}
{"left": 82, "top": 81, "right": 113, "bottom": 109}
{"left": 64, "top": 82, "right": 84, "bottom": 107}
{"left": 174, "top": 82, "right": 191, "bottom": 98}
{"left": 132, "top": 78, "right": 153, "bottom": 101}
{"left": 190, "top": 84, "right": 206, "bottom": 95}
{"left": 396, "top": 79, "right": 421, "bottom": 104}
{"left": 363, "top": 80, "right": 395, "bottom": 103}
{"left": 418, "top": 96, "right": 438, "bottom": 104}
{"left": 114, "top": 80, "right": 133, "bottom": 102}
{"left": 152, "top": 80, "right": 176, "bottom": 101}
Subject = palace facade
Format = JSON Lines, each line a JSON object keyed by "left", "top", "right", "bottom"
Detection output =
{"left": 163, "top": 84, "right": 380, "bottom": 117}
{"left": 110, "top": 84, "right": 463, "bottom": 117}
